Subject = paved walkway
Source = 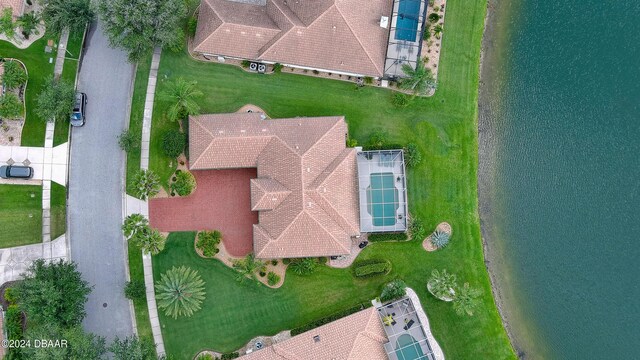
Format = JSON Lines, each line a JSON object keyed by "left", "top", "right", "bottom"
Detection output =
{"left": 0, "top": 235, "right": 68, "bottom": 285}
{"left": 134, "top": 46, "right": 166, "bottom": 356}
{"left": 54, "top": 29, "right": 69, "bottom": 78}
{"left": 149, "top": 169, "right": 257, "bottom": 257}
{"left": 0, "top": 144, "right": 68, "bottom": 185}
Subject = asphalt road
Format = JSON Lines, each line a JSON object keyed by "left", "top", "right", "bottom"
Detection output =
{"left": 68, "top": 21, "right": 135, "bottom": 341}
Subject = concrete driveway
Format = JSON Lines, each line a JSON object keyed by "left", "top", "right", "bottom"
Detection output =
{"left": 68, "top": 21, "right": 135, "bottom": 341}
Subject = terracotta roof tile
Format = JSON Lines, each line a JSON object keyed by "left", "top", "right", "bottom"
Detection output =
{"left": 0, "top": 0, "right": 24, "bottom": 17}
{"left": 238, "top": 307, "right": 388, "bottom": 360}
{"left": 189, "top": 113, "right": 360, "bottom": 258}
{"left": 192, "top": 0, "right": 392, "bottom": 76}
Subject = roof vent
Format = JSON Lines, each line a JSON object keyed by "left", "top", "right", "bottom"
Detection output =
{"left": 313, "top": 335, "right": 320, "bottom": 343}
{"left": 380, "top": 16, "right": 389, "bottom": 29}
{"left": 240, "top": 129, "right": 246, "bottom": 133}
{"left": 261, "top": 128, "right": 267, "bottom": 132}
{"left": 218, "top": 130, "right": 224, "bottom": 134}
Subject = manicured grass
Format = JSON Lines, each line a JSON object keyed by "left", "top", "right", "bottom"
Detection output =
{"left": 0, "top": 185, "right": 42, "bottom": 248}
{"left": 153, "top": 233, "right": 384, "bottom": 359}
{"left": 54, "top": 28, "right": 85, "bottom": 146}
{"left": 127, "top": 241, "right": 157, "bottom": 357}
{"left": 125, "top": 55, "right": 153, "bottom": 197}
{"left": 0, "top": 35, "right": 56, "bottom": 146}
{"left": 151, "top": 1, "right": 515, "bottom": 359}
{"left": 50, "top": 182, "right": 66, "bottom": 240}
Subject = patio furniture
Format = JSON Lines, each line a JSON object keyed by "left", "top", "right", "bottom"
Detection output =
{"left": 383, "top": 315, "right": 394, "bottom": 326}
{"left": 403, "top": 319, "right": 415, "bottom": 330}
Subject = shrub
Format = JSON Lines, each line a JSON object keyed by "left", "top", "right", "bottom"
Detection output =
{"left": 453, "top": 283, "right": 482, "bottom": 316}
{"left": 403, "top": 143, "right": 422, "bottom": 167}
{"left": 220, "top": 353, "right": 240, "bottom": 360}
{"left": 270, "top": 259, "right": 278, "bottom": 266}
{"left": 428, "top": 269, "right": 457, "bottom": 300}
{"left": 272, "top": 63, "right": 283, "bottom": 73}
{"left": 124, "top": 280, "right": 146, "bottom": 301}
{"left": 196, "top": 230, "right": 221, "bottom": 257}
{"left": 1, "top": 60, "right": 27, "bottom": 89}
{"left": 241, "top": 60, "right": 251, "bottom": 68}
{"left": 171, "top": 170, "right": 196, "bottom": 196}
{"left": 290, "top": 303, "right": 368, "bottom": 336}
{"left": 4, "top": 287, "right": 17, "bottom": 304}
{"left": 259, "top": 271, "right": 266, "bottom": 277}
{"left": 267, "top": 272, "right": 280, "bottom": 286}
{"left": 408, "top": 217, "right": 425, "bottom": 239}
{"left": 367, "top": 232, "right": 408, "bottom": 242}
{"left": 282, "top": 258, "right": 291, "bottom": 265}
{"left": 187, "top": 16, "right": 198, "bottom": 37}
{"left": 0, "top": 93, "right": 23, "bottom": 119}
{"left": 132, "top": 169, "right": 160, "bottom": 200}
{"left": 346, "top": 136, "right": 358, "bottom": 147}
{"left": 317, "top": 257, "right": 328, "bottom": 265}
{"left": 162, "top": 130, "right": 186, "bottom": 158}
{"left": 366, "top": 129, "right": 389, "bottom": 150}
{"left": 353, "top": 259, "right": 391, "bottom": 278}
{"left": 423, "top": 25, "right": 431, "bottom": 40}
{"left": 312, "top": 69, "right": 319, "bottom": 75}
{"left": 363, "top": 76, "right": 374, "bottom": 85}
{"left": 5, "top": 305, "right": 23, "bottom": 339}
{"left": 428, "top": 13, "right": 440, "bottom": 23}
{"left": 431, "top": 230, "right": 450, "bottom": 248}
{"left": 380, "top": 279, "right": 407, "bottom": 302}
{"left": 118, "top": 129, "right": 140, "bottom": 152}
{"left": 197, "top": 354, "right": 214, "bottom": 360}
{"left": 392, "top": 92, "right": 410, "bottom": 107}
{"left": 288, "top": 258, "right": 316, "bottom": 276}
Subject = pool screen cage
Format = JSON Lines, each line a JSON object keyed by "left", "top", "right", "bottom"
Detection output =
{"left": 384, "top": 0, "right": 428, "bottom": 78}
{"left": 379, "top": 298, "right": 437, "bottom": 360}
{"left": 356, "top": 150, "right": 408, "bottom": 233}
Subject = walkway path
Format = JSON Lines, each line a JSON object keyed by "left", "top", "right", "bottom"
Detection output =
{"left": 68, "top": 21, "right": 135, "bottom": 341}
{"left": 0, "top": 235, "right": 68, "bottom": 285}
{"left": 134, "top": 46, "right": 166, "bottom": 356}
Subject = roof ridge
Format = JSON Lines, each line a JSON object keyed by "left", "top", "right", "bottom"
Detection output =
{"left": 271, "top": 344, "right": 300, "bottom": 360}
{"left": 300, "top": 116, "right": 344, "bottom": 157}
{"left": 303, "top": 208, "right": 351, "bottom": 254}
{"left": 332, "top": 3, "right": 383, "bottom": 75}
{"left": 189, "top": 118, "right": 216, "bottom": 169}
{"left": 193, "top": 0, "right": 226, "bottom": 52}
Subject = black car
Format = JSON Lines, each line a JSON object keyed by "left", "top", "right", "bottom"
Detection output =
{"left": 70, "top": 92, "right": 87, "bottom": 127}
{"left": 358, "top": 241, "right": 369, "bottom": 249}
{"left": 0, "top": 165, "right": 34, "bottom": 179}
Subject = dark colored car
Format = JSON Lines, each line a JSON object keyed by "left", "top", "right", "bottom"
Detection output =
{"left": 70, "top": 92, "right": 87, "bottom": 127}
{"left": 358, "top": 241, "right": 369, "bottom": 249}
{"left": 0, "top": 165, "right": 34, "bottom": 179}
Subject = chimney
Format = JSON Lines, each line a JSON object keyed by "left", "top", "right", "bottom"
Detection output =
{"left": 380, "top": 16, "right": 389, "bottom": 29}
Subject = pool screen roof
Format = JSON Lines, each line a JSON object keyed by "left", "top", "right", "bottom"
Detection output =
{"left": 384, "top": 0, "right": 427, "bottom": 77}
{"left": 357, "top": 150, "right": 408, "bottom": 233}
{"left": 379, "top": 297, "right": 437, "bottom": 360}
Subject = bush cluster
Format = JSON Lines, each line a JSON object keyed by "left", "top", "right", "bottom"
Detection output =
{"left": 196, "top": 230, "right": 221, "bottom": 257}
{"left": 171, "top": 170, "right": 196, "bottom": 196}
{"left": 428, "top": 13, "right": 440, "bottom": 23}
{"left": 404, "top": 143, "right": 422, "bottom": 167}
{"left": 124, "top": 280, "right": 146, "bottom": 301}
{"left": 267, "top": 272, "right": 280, "bottom": 286}
{"left": 392, "top": 92, "right": 410, "bottom": 107}
{"left": 380, "top": 279, "right": 407, "bottom": 302}
{"left": 290, "top": 303, "right": 369, "bottom": 336}
{"left": 408, "top": 217, "right": 426, "bottom": 240}
{"left": 353, "top": 259, "right": 391, "bottom": 278}
{"left": 367, "top": 232, "right": 408, "bottom": 242}
{"left": 162, "top": 130, "right": 186, "bottom": 158}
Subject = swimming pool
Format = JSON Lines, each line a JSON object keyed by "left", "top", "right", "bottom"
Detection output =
{"left": 395, "top": 334, "right": 426, "bottom": 360}
{"left": 395, "top": 0, "right": 421, "bottom": 41}
{"left": 366, "top": 172, "right": 399, "bottom": 226}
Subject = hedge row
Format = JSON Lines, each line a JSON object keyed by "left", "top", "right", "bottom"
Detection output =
{"left": 367, "top": 232, "right": 408, "bottom": 242}
{"left": 290, "top": 303, "right": 370, "bottom": 336}
{"left": 354, "top": 261, "right": 391, "bottom": 277}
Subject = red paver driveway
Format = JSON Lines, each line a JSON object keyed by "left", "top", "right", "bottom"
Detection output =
{"left": 149, "top": 169, "right": 258, "bottom": 257}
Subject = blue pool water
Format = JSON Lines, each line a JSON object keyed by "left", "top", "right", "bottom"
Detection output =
{"left": 395, "top": 0, "right": 421, "bottom": 41}
{"left": 395, "top": 334, "right": 425, "bottom": 360}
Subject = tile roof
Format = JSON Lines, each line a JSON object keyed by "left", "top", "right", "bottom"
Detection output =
{"left": 189, "top": 113, "right": 360, "bottom": 258}
{"left": 238, "top": 307, "right": 388, "bottom": 360}
{"left": 193, "top": 0, "right": 392, "bottom": 77}
{"left": 0, "top": 0, "right": 24, "bottom": 17}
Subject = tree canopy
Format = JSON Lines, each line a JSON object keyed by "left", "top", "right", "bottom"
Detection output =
{"left": 399, "top": 59, "right": 436, "bottom": 96}
{"left": 35, "top": 76, "right": 75, "bottom": 122}
{"left": 40, "top": 0, "right": 93, "bottom": 34}
{"left": 109, "top": 335, "right": 156, "bottom": 360}
{"left": 155, "top": 266, "right": 206, "bottom": 319}
{"left": 98, "top": 0, "right": 187, "bottom": 62}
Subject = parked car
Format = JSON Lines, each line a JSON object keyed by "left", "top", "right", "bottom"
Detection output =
{"left": 0, "top": 165, "right": 34, "bottom": 179}
{"left": 70, "top": 92, "right": 87, "bottom": 127}
{"left": 358, "top": 241, "right": 369, "bottom": 249}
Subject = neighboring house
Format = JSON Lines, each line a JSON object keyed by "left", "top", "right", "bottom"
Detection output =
{"left": 192, "top": 0, "right": 428, "bottom": 78}
{"left": 189, "top": 113, "right": 361, "bottom": 259}
{"left": 0, "top": 0, "right": 24, "bottom": 18}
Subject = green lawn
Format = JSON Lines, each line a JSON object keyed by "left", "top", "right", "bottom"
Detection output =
{"left": 50, "top": 182, "right": 66, "bottom": 240}
{"left": 127, "top": 241, "right": 157, "bottom": 357}
{"left": 0, "top": 185, "right": 42, "bottom": 248}
{"left": 54, "top": 28, "right": 85, "bottom": 146}
{"left": 0, "top": 35, "right": 56, "bottom": 146}
{"left": 150, "top": 0, "right": 515, "bottom": 359}
{"left": 125, "top": 54, "right": 153, "bottom": 197}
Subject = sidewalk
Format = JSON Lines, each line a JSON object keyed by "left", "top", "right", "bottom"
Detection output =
{"left": 0, "top": 235, "right": 68, "bottom": 285}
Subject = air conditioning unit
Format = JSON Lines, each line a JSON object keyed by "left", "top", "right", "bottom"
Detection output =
{"left": 380, "top": 16, "right": 389, "bottom": 29}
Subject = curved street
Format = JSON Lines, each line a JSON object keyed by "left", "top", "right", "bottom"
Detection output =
{"left": 68, "top": 21, "right": 135, "bottom": 341}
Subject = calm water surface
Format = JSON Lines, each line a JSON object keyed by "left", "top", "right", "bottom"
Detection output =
{"left": 480, "top": 1, "right": 640, "bottom": 359}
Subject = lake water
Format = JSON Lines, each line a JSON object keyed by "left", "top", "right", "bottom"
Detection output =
{"left": 479, "top": 1, "right": 640, "bottom": 359}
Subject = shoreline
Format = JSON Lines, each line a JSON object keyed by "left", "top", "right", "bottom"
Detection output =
{"left": 477, "top": 0, "right": 525, "bottom": 357}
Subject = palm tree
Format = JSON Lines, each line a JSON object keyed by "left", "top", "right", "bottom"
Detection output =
{"left": 133, "top": 228, "right": 165, "bottom": 255}
{"left": 452, "top": 283, "right": 482, "bottom": 316}
{"left": 155, "top": 266, "right": 206, "bottom": 319}
{"left": 398, "top": 59, "right": 436, "bottom": 96}
{"left": 132, "top": 169, "right": 160, "bottom": 200}
{"left": 122, "top": 213, "right": 148, "bottom": 240}
{"left": 1, "top": 60, "right": 27, "bottom": 90}
{"left": 288, "top": 258, "right": 317, "bottom": 276}
{"left": 17, "top": 12, "right": 40, "bottom": 39}
{"left": 159, "top": 77, "right": 203, "bottom": 122}
{"left": 232, "top": 253, "right": 264, "bottom": 282}
{"left": 427, "top": 269, "right": 457, "bottom": 301}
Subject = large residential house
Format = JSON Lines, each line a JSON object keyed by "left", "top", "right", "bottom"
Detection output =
{"left": 192, "top": 0, "right": 427, "bottom": 78}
